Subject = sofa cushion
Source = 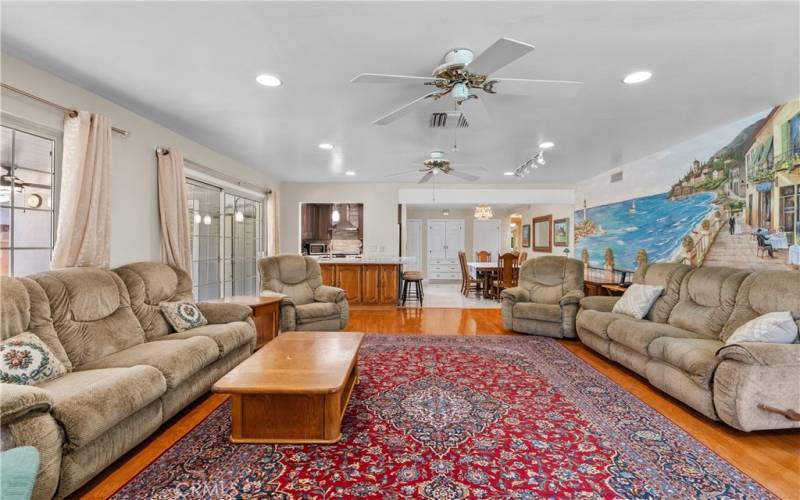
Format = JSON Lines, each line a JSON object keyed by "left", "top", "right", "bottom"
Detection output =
{"left": 647, "top": 337, "right": 723, "bottom": 388}
{"left": 0, "top": 332, "right": 68, "bottom": 386}
{"left": 40, "top": 366, "right": 166, "bottom": 449}
{"left": 631, "top": 263, "right": 692, "bottom": 323}
{"left": 113, "top": 262, "right": 193, "bottom": 340}
{"left": 668, "top": 267, "right": 748, "bottom": 339}
{"left": 296, "top": 302, "right": 340, "bottom": 323}
{"left": 513, "top": 302, "right": 561, "bottom": 322}
{"left": 576, "top": 309, "right": 629, "bottom": 339}
{"left": 75, "top": 338, "right": 218, "bottom": 389}
{"left": 721, "top": 270, "right": 800, "bottom": 341}
{"left": 607, "top": 320, "right": 697, "bottom": 356}
{"left": 161, "top": 321, "right": 254, "bottom": 357}
{"left": 31, "top": 269, "right": 146, "bottom": 368}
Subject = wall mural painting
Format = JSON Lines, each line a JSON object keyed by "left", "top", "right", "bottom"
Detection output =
{"left": 575, "top": 98, "right": 800, "bottom": 272}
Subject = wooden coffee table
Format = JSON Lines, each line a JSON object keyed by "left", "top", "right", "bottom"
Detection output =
{"left": 212, "top": 331, "right": 365, "bottom": 444}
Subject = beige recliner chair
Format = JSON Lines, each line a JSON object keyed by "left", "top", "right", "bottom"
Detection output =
{"left": 258, "top": 255, "right": 349, "bottom": 331}
{"left": 500, "top": 256, "right": 585, "bottom": 338}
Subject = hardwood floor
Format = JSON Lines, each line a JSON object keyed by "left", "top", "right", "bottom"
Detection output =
{"left": 78, "top": 308, "right": 799, "bottom": 499}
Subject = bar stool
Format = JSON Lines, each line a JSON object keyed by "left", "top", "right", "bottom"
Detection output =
{"left": 401, "top": 271, "right": 424, "bottom": 306}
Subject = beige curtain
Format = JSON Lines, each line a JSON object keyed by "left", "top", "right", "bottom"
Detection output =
{"left": 156, "top": 148, "right": 192, "bottom": 276}
{"left": 52, "top": 111, "right": 112, "bottom": 269}
{"left": 267, "top": 189, "right": 279, "bottom": 255}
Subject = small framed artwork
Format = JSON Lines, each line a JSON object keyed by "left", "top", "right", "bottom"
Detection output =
{"left": 522, "top": 224, "right": 531, "bottom": 247}
{"left": 553, "top": 218, "right": 570, "bottom": 247}
{"left": 532, "top": 215, "right": 553, "bottom": 253}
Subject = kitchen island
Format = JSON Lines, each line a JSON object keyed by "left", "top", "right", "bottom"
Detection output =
{"left": 313, "top": 256, "right": 415, "bottom": 305}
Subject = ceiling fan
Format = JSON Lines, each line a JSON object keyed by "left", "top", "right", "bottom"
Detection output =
{"left": 386, "top": 151, "right": 483, "bottom": 183}
{"left": 351, "top": 37, "right": 583, "bottom": 126}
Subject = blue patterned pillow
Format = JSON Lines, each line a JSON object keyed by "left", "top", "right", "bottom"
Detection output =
{"left": 160, "top": 302, "right": 208, "bottom": 332}
{"left": 1, "top": 332, "right": 68, "bottom": 385}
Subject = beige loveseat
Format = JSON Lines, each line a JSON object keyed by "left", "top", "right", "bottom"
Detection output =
{"left": 577, "top": 263, "right": 800, "bottom": 431}
{"left": 500, "top": 256, "right": 585, "bottom": 338}
{"left": 0, "top": 263, "right": 255, "bottom": 499}
{"left": 258, "top": 255, "right": 349, "bottom": 331}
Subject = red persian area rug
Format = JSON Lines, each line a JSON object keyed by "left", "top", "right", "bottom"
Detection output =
{"left": 114, "top": 335, "right": 772, "bottom": 499}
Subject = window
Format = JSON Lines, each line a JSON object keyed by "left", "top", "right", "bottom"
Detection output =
{"left": 1, "top": 124, "right": 57, "bottom": 276}
{"left": 186, "top": 175, "right": 263, "bottom": 300}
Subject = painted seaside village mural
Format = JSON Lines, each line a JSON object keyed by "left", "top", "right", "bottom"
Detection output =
{"left": 574, "top": 98, "right": 800, "bottom": 272}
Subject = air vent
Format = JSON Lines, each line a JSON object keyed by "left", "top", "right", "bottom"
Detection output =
{"left": 429, "top": 112, "right": 469, "bottom": 129}
{"left": 610, "top": 171, "right": 623, "bottom": 183}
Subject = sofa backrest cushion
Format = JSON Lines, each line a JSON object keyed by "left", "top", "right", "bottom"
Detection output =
{"left": 258, "top": 255, "right": 321, "bottom": 305}
{"left": 720, "top": 270, "right": 800, "bottom": 341}
{"left": 668, "top": 266, "right": 749, "bottom": 339}
{"left": 632, "top": 263, "right": 691, "bottom": 323}
{"left": 0, "top": 276, "right": 72, "bottom": 371}
{"left": 520, "top": 256, "right": 583, "bottom": 305}
{"left": 30, "top": 268, "right": 145, "bottom": 368}
{"left": 114, "top": 262, "right": 193, "bottom": 340}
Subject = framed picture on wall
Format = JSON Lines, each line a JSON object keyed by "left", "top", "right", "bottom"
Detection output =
{"left": 522, "top": 224, "right": 531, "bottom": 247}
{"left": 532, "top": 215, "right": 552, "bottom": 253}
{"left": 554, "top": 218, "right": 570, "bottom": 247}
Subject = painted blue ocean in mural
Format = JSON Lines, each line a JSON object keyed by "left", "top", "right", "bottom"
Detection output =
{"left": 574, "top": 192, "right": 716, "bottom": 270}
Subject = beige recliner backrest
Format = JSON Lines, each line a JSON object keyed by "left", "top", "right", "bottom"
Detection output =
{"left": 258, "top": 255, "right": 322, "bottom": 305}
{"left": 632, "top": 262, "right": 692, "bottom": 323}
{"left": 720, "top": 270, "right": 800, "bottom": 341}
{"left": 519, "top": 256, "right": 583, "bottom": 304}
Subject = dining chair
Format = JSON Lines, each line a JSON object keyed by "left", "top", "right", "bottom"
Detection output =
{"left": 459, "top": 251, "right": 481, "bottom": 297}
{"left": 518, "top": 252, "right": 528, "bottom": 265}
{"left": 492, "top": 252, "right": 519, "bottom": 300}
{"left": 476, "top": 250, "right": 492, "bottom": 262}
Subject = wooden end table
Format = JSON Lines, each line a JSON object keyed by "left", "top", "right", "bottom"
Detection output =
{"left": 207, "top": 295, "right": 281, "bottom": 349}
{"left": 212, "top": 331, "right": 365, "bottom": 444}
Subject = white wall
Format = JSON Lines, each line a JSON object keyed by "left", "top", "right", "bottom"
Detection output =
{"left": 1, "top": 53, "right": 276, "bottom": 267}
{"left": 509, "top": 203, "right": 576, "bottom": 259}
{"left": 279, "top": 183, "right": 400, "bottom": 256}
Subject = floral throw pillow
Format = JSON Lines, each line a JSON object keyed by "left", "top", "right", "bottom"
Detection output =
{"left": 1, "top": 332, "right": 68, "bottom": 385}
{"left": 160, "top": 302, "right": 208, "bottom": 332}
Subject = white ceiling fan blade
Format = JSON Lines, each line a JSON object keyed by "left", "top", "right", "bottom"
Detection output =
{"left": 490, "top": 78, "right": 583, "bottom": 98}
{"left": 449, "top": 170, "right": 479, "bottom": 182}
{"left": 458, "top": 97, "right": 491, "bottom": 129}
{"left": 467, "top": 37, "right": 535, "bottom": 76}
{"left": 385, "top": 169, "right": 424, "bottom": 178}
{"left": 418, "top": 172, "right": 434, "bottom": 184}
{"left": 351, "top": 73, "right": 446, "bottom": 85}
{"left": 373, "top": 91, "right": 441, "bottom": 125}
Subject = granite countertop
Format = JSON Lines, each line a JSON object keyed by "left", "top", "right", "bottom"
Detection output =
{"left": 312, "top": 256, "right": 417, "bottom": 265}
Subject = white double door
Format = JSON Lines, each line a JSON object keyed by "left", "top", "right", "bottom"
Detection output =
{"left": 473, "top": 219, "right": 501, "bottom": 261}
{"left": 427, "top": 219, "right": 464, "bottom": 280}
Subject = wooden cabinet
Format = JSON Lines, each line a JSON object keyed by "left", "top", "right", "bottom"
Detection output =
{"left": 318, "top": 263, "right": 398, "bottom": 305}
{"left": 335, "top": 265, "right": 362, "bottom": 304}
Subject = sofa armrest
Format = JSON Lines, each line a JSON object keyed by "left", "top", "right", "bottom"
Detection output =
{"left": 716, "top": 342, "right": 800, "bottom": 367}
{"left": 196, "top": 302, "right": 252, "bottom": 324}
{"left": 1, "top": 384, "right": 53, "bottom": 424}
{"left": 500, "top": 286, "right": 530, "bottom": 304}
{"left": 579, "top": 295, "right": 620, "bottom": 313}
{"left": 314, "top": 285, "right": 346, "bottom": 303}
{"left": 559, "top": 289, "right": 585, "bottom": 307}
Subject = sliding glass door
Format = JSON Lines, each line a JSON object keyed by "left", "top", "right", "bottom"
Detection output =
{"left": 224, "top": 193, "right": 262, "bottom": 296}
{"left": 187, "top": 179, "right": 222, "bottom": 300}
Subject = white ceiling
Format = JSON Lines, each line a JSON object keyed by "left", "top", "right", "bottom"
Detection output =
{"left": 2, "top": 2, "right": 798, "bottom": 185}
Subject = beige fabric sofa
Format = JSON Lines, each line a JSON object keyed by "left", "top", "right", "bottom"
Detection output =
{"left": 258, "top": 255, "right": 348, "bottom": 331}
{"left": 0, "top": 263, "right": 255, "bottom": 499}
{"left": 577, "top": 263, "right": 800, "bottom": 431}
{"left": 500, "top": 256, "right": 585, "bottom": 338}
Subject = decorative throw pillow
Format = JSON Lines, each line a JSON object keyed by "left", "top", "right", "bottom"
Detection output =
{"left": 1, "top": 332, "right": 68, "bottom": 386}
{"left": 725, "top": 311, "right": 798, "bottom": 345}
{"left": 612, "top": 284, "right": 665, "bottom": 320}
{"left": 160, "top": 302, "right": 208, "bottom": 332}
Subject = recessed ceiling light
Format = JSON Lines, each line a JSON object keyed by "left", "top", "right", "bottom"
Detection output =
{"left": 318, "top": 143, "right": 334, "bottom": 150}
{"left": 345, "top": 171, "right": 356, "bottom": 176}
{"left": 539, "top": 141, "right": 555, "bottom": 149}
{"left": 503, "top": 171, "right": 515, "bottom": 176}
{"left": 256, "top": 74, "right": 282, "bottom": 87}
{"left": 622, "top": 70, "right": 652, "bottom": 84}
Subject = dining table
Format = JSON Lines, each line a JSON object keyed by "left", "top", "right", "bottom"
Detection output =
{"left": 467, "top": 261, "right": 498, "bottom": 298}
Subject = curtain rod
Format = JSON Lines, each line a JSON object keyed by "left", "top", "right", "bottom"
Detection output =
{"left": 1, "top": 82, "right": 129, "bottom": 136}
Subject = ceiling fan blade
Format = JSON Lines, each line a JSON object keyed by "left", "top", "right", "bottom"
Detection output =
{"left": 374, "top": 91, "right": 441, "bottom": 125}
{"left": 418, "top": 172, "right": 434, "bottom": 184}
{"left": 490, "top": 78, "right": 583, "bottom": 98}
{"left": 448, "top": 170, "right": 479, "bottom": 182}
{"left": 467, "top": 37, "right": 535, "bottom": 76}
{"left": 385, "top": 169, "right": 424, "bottom": 178}
{"left": 458, "top": 97, "right": 491, "bottom": 129}
{"left": 351, "top": 73, "right": 446, "bottom": 85}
